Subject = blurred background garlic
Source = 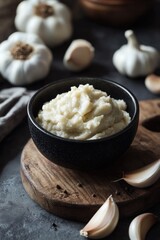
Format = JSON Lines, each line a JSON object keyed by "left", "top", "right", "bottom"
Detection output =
{"left": 15, "top": 0, "right": 73, "bottom": 47}
{"left": 113, "top": 30, "right": 160, "bottom": 78}
{"left": 145, "top": 74, "right": 160, "bottom": 94}
{"left": 63, "top": 39, "right": 95, "bottom": 71}
{"left": 0, "top": 32, "right": 52, "bottom": 85}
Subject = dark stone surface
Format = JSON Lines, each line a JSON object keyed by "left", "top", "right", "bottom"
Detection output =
{"left": 0, "top": 0, "right": 160, "bottom": 239}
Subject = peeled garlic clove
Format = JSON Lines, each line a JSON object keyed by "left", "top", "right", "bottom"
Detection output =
{"left": 63, "top": 39, "right": 94, "bottom": 71}
{"left": 129, "top": 213, "right": 158, "bottom": 240}
{"left": 80, "top": 195, "right": 119, "bottom": 239}
{"left": 123, "top": 159, "right": 160, "bottom": 188}
{"left": 145, "top": 74, "right": 160, "bottom": 94}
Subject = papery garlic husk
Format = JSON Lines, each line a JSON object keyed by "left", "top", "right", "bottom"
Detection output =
{"left": 129, "top": 213, "right": 158, "bottom": 240}
{"left": 122, "top": 159, "right": 160, "bottom": 188}
{"left": 63, "top": 39, "right": 94, "bottom": 71}
{"left": 80, "top": 195, "right": 119, "bottom": 239}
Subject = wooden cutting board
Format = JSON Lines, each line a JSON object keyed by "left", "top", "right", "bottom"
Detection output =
{"left": 21, "top": 99, "right": 160, "bottom": 222}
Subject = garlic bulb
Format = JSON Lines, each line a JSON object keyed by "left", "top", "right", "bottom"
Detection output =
{"left": 129, "top": 213, "right": 157, "bottom": 240}
{"left": 63, "top": 39, "right": 95, "bottom": 71}
{"left": 113, "top": 30, "right": 160, "bottom": 77}
{"left": 15, "top": 0, "right": 72, "bottom": 47}
{"left": 145, "top": 74, "right": 160, "bottom": 94}
{"left": 0, "top": 32, "right": 52, "bottom": 85}
{"left": 80, "top": 195, "right": 119, "bottom": 239}
{"left": 120, "top": 159, "right": 160, "bottom": 188}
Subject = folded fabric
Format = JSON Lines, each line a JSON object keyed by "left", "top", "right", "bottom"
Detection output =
{"left": 0, "top": 87, "right": 35, "bottom": 142}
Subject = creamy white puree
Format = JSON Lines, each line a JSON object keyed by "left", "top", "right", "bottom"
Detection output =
{"left": 37, "top": 84, "right": 131, "bottom": 140}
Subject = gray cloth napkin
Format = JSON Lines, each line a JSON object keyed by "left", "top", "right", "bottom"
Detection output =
{"left": 0, "top": 87, "right": 35, "bottom": 142}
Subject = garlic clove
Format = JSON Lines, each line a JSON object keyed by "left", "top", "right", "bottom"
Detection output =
{"left": 145, "top": 74, "right": 160, "bottom": 94}
{"left": 129, "top": 213, "right": 158, "bottom": 240}
{"left": 123, "top": 159, "right": 160, "bottom": 188}
{"left": 80, "top": 195, "right": 119, "bottom": 239}
{"left": 63, "top": 39, "right": 94, "bottom": 71}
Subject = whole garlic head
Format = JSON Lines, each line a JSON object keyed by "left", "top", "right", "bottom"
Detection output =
{"left": 0, "top": 32, "right": 52, "bottom": 85}
{"left": 63, "top": 39, "right": 95, "bottom": 71}
{"left": 15, "top": 0, "right": 73, "bottom": 47}
{"left": 113, "top": 30, "right": 160, "bottom": 77}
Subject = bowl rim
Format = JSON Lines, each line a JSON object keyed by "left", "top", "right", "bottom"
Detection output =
{"left": 27, "top": 77, "right": 139, "bottom": 143}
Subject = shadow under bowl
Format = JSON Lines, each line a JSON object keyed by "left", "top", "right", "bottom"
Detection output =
{"left": 27, "top": 77, "right": 139, "bottom": 170}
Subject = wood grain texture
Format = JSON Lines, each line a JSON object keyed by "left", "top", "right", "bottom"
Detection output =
{"left": 21, "top": 99, "right": 160, "bottom": 222}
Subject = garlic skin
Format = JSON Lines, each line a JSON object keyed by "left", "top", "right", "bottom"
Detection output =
{"left": 63, "top": 39, "right": 95, "bottom": 71}
{"left": 15, "top": 0, "right": 72, "bottom": 47}
{"left": 80, "top": 195, "right": 119, "bottom": 239}
{"left": 123, "top": 159, "right": 160, "bottom": 188}
{"left": 129, "top": 213, "right": 157, "bottom": 240}
{"left": 0, "top": 32, "right": 52, "bottom": 85}
{"left": 113, "top": 30, "right": 160, "bottom": 77}
{"left": 145, "top": 74, "right": 160, "bottom": 94}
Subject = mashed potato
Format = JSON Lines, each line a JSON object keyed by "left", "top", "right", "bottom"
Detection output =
{"left": 37, "top": 84, "right": 131, "bottom": 140}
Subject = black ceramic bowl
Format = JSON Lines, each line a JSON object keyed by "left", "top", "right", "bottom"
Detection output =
{"left": 27, "top": 77, "right": 139, "bottom": 170}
